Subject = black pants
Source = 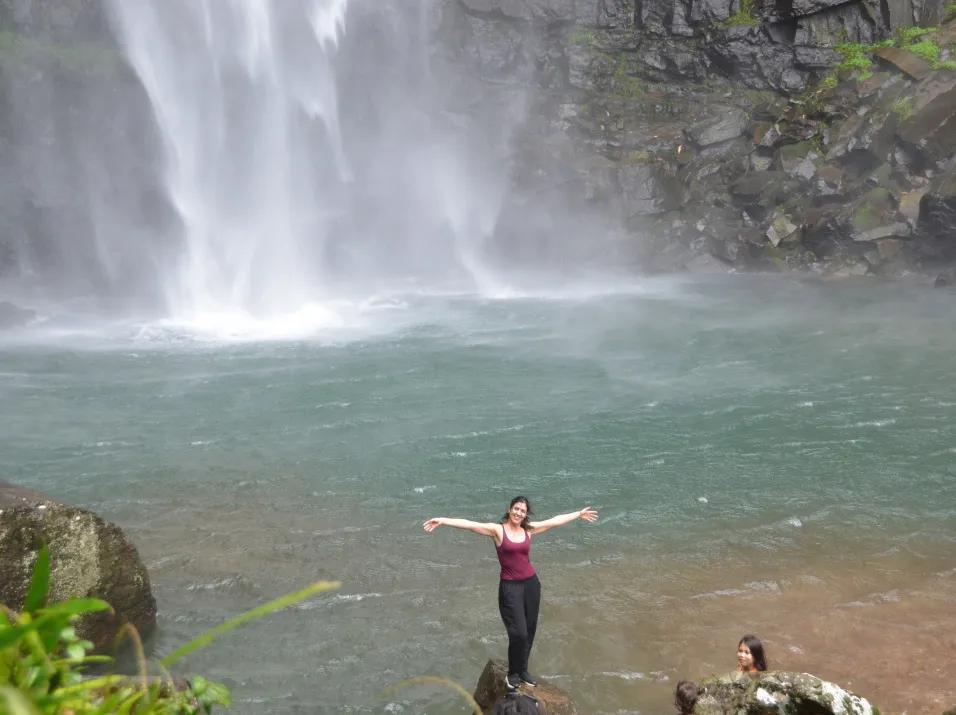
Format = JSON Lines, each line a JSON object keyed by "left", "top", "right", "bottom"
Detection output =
{"left": 498, "top": 574, "right": 541, "bottom": 676}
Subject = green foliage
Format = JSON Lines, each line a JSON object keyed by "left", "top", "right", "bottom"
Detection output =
{"left": 835, "top": 42, "right": 874, "bottom": 74}
{"left": 569, "top": 28, "right": 597, "bottom": 46}
{"left": 909, "top": 39, "right": 942, "bottom": 62}
{"left": 935, "top": 59, "right": 956, "bottom": 70}
{"left": 819, "top": 73, "right": 838, "bottom": 90}
{"left": 720, "top": 0, "right": 759, "bottom": 27}
{"left": 946, "top": 3, "right": 956, "bottom": 19}
{"left": 895, "top": 25, "right": 936, "bottom": 44}
{"left": 612, "top": 57, "right": 644, "bottom": 99}
{"left": 891, "top": 96, "right": 915, "bottom": 119}
{"left": 1, "top": 545, "right": 340, "bottom": 714}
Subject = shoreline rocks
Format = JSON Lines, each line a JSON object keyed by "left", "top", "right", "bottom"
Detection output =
{"left": 0, "top": 480, "right": 156, "bottom": 652}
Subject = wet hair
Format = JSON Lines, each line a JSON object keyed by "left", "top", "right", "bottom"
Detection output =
{"left": 739, "top": 634, "right": 768, "bottom": 672}
{"left": 674, "top": 680, "right": 699, "bottom": 714}
{"left": 492, "top": 692, "right": 539, "bottom": 714}
{"left": 501, "top": 496, "right": 533, "bottom": 531}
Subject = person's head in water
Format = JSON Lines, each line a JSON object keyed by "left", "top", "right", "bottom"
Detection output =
{"left": 737, "top": 634, "right": 767, "bottom": 673}
{"left": 501, "top": 496, "right": 533, "bottom": 530}
{"left": 674, "top": 680, "right": 699, "bottom": 714}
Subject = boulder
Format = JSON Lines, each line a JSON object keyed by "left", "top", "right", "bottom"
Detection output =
{"left": 0, "top": 481, "right": 156, "bottom": 652}
{"left": 693, "top": 671, "right": 876, "bottom": 714}
{"left": 473, "top": 659, "right": 576, "bottom": 715}
{"left": 687, "top": 107, "right": 748, "bottom": 147}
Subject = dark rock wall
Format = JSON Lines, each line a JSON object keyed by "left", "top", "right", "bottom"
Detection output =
{"left": 0, "top": 0, "right": 177, "bottom": 306}
{"left": 0, "top": 0, "right": 951, "bottom": 292}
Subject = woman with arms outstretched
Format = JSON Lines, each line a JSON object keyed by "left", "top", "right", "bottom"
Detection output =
{"left": 423, "top": 496, "right": 598, "bottom": 690}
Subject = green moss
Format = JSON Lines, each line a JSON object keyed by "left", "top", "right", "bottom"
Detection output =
{"left": 909, "top": 38, "right": 941, "bottom": 62}
{"left": 895, "top": 25, "right": 936, "bottom": 44}
{"left": 946, "top": 3, "right": 956, "bottom": 19}
{"left": 935, "top": 59, "right": 956, "bottom": 70}
{"left": 570, "top": 28, "right": 597, "bottom": 46}
{"left": 612, "top": 57, "right": 644, "bottom": 99}
{"left": 625, "top": 150, "right": 655, "bottom": 163}
{"left": 892, "top": 96, "right": 915, "bottom": 119}
{"left": 720, "top": 0, "right": 759, "bottom": 27}
{"left": 819, "top": 73, "right": 838, "bottom": 89}
{"left": 835, "top": 42, "right": 874, "bottom": 74}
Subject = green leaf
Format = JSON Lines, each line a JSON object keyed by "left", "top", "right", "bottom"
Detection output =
{"left": 161, "top": 580, "right": 340, "bottom": 667}
{"left": 23, "top": 545, "right": 50, "bottom": 613}
{"left": 37, "top": 598, "right": 112, "bottom": 618}
{"left": 0, "top": 686, "right": 42, "bottom": 715}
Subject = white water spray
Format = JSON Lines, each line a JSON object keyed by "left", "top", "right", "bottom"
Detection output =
{"left": 109, "top": 0, "right": 353, "bottom": 321}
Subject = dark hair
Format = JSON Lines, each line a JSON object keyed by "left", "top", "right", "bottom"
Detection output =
{"left": 674, "top": 680, "right": 699, "bottom": 714}
{"left": 739, "top": 634, "right": 767, "bottom": 672}
{"left": 492, "top": 692, "right": 539, "bottom": 714}
{"left": 501, "top": 496, "right": 533, "bottom": 531}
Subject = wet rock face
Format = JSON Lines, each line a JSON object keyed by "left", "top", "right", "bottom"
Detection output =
{"left": 0, "top": 481, "right": 157, "bottom": 652}
{"left": 694, "top": 671, "right": 875, "bottom": 714}
{"left": 439, "top": 0, "right": 956, "bottom": 279}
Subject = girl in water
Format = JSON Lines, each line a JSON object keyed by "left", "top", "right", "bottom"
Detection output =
{"left": 736, "top": 634, "right": 768, "bottom": 674}
{"left": 423, "top": 497, "right": 598, "bottom": 690}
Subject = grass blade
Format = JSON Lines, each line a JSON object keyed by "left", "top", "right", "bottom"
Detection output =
{"left": 23, "top": 545, "right": 50, "bottom": 613}
{"left": 381, "top": 675, "right": 483, "bottom": 715}
{"left": 0, "top": 687, "right": 42, "bottom": 715}
{"left": 160, "top": 580, "right": 340, "bottom": 668}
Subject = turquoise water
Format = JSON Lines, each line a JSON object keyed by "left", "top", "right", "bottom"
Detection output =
{"left": 2, "top": 276, "right": 955, "bottom": 713}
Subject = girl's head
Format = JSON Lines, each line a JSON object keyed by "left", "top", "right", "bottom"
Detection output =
{"left": 502, "top": 496, "right": 533, "bottom": 530}
{"left": 674, "top": 680, "right": 699, "bottom": 715}
{"left": 737, "top": 634, "right": 767, "bottom": 673}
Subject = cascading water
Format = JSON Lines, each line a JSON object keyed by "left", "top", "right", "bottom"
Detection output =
{"left": 106, "top": 0, "right": 514, "bottom": 328}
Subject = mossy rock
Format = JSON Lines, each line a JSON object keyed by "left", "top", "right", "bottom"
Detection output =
{"left": 695, "top": 671, "right": 876, "bottom": 714}
{"left": 0, "top": 481, "right": 156, "bottom": 651}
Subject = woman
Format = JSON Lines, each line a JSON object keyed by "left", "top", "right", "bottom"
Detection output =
{"left": 423, "top": 496, "right": 598, "bottom": 690}
{"left": 736, "top": 634, "right": 768, "bottom": 674}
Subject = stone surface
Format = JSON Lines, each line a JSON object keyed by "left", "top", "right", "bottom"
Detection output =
{"left": 474, "top": 659, "right": 576, "bottom": 715}
{"left": 694, "top": 670, "right": 875, "bottom": 714}
{"left": 874, "top": 46, "right": 933, "bottom": 79}
{"left": 0, "top": 481, "right": 156, "bottom": 652}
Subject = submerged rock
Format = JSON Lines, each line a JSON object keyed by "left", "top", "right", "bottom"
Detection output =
{"left": 474, "top": 659, "right": 576, "bottom": 715}
{"left": 694, "top": 671, "right": 875, "bottom": 714}
{"left": 0, "top": 481, "right": 156, "bottom": 651}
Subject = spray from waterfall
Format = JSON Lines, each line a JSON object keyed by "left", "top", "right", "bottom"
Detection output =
{"left": 107, "top": 0, "right": 515, "bottom": 331}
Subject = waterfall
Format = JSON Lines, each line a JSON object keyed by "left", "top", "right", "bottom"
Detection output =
{"left": 107, "top": 0, "right": 513, "bottom": 321}
{"left": 107, "top": 0, "right": 352, "bottom": 316}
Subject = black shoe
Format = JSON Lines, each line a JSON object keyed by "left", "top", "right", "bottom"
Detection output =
{"left": 519, "top": 671, "right": 538, "bottom": 686}
{"left": 505, "top": 673, "right": 521, "bottom": 691}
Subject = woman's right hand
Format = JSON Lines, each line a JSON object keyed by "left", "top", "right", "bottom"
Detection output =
{"left": 423, "top": 517, "right": 443, "bottom": 532}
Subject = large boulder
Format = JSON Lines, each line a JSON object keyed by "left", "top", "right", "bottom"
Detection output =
{"left": 694, "top": 671, "right": 875, "bottom": 714}
{"left": 473, "top": 659, "right": 576, "bottom": 715}
{"left": 0, "top": 481, "right": 156, "bottom": 651}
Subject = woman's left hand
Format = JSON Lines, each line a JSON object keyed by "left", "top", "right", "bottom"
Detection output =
{"left": 578, "top": 506, "right": 598, "bottom": 522}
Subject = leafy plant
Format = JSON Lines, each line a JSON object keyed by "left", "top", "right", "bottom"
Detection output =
{"left": 720, "top": 0, "right": 759, "bottom": 27}
{"left": 1, "top": 545, "right": 340, "bottom": 713}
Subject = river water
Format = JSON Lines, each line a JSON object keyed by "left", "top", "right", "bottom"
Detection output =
{"left": 2, "top": 275, "right": 954, "bottom": 713}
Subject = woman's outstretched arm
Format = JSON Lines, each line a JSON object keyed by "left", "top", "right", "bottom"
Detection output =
{"left": 423, "top": 517, "right": 500, "bottom": 539}
{"left": 529, "top": 506, "right": 598, "bottom": 535}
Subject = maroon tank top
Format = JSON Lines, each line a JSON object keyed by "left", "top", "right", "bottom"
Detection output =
{"left": 496, "top": 527, "right": 536, "bottom": 581}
